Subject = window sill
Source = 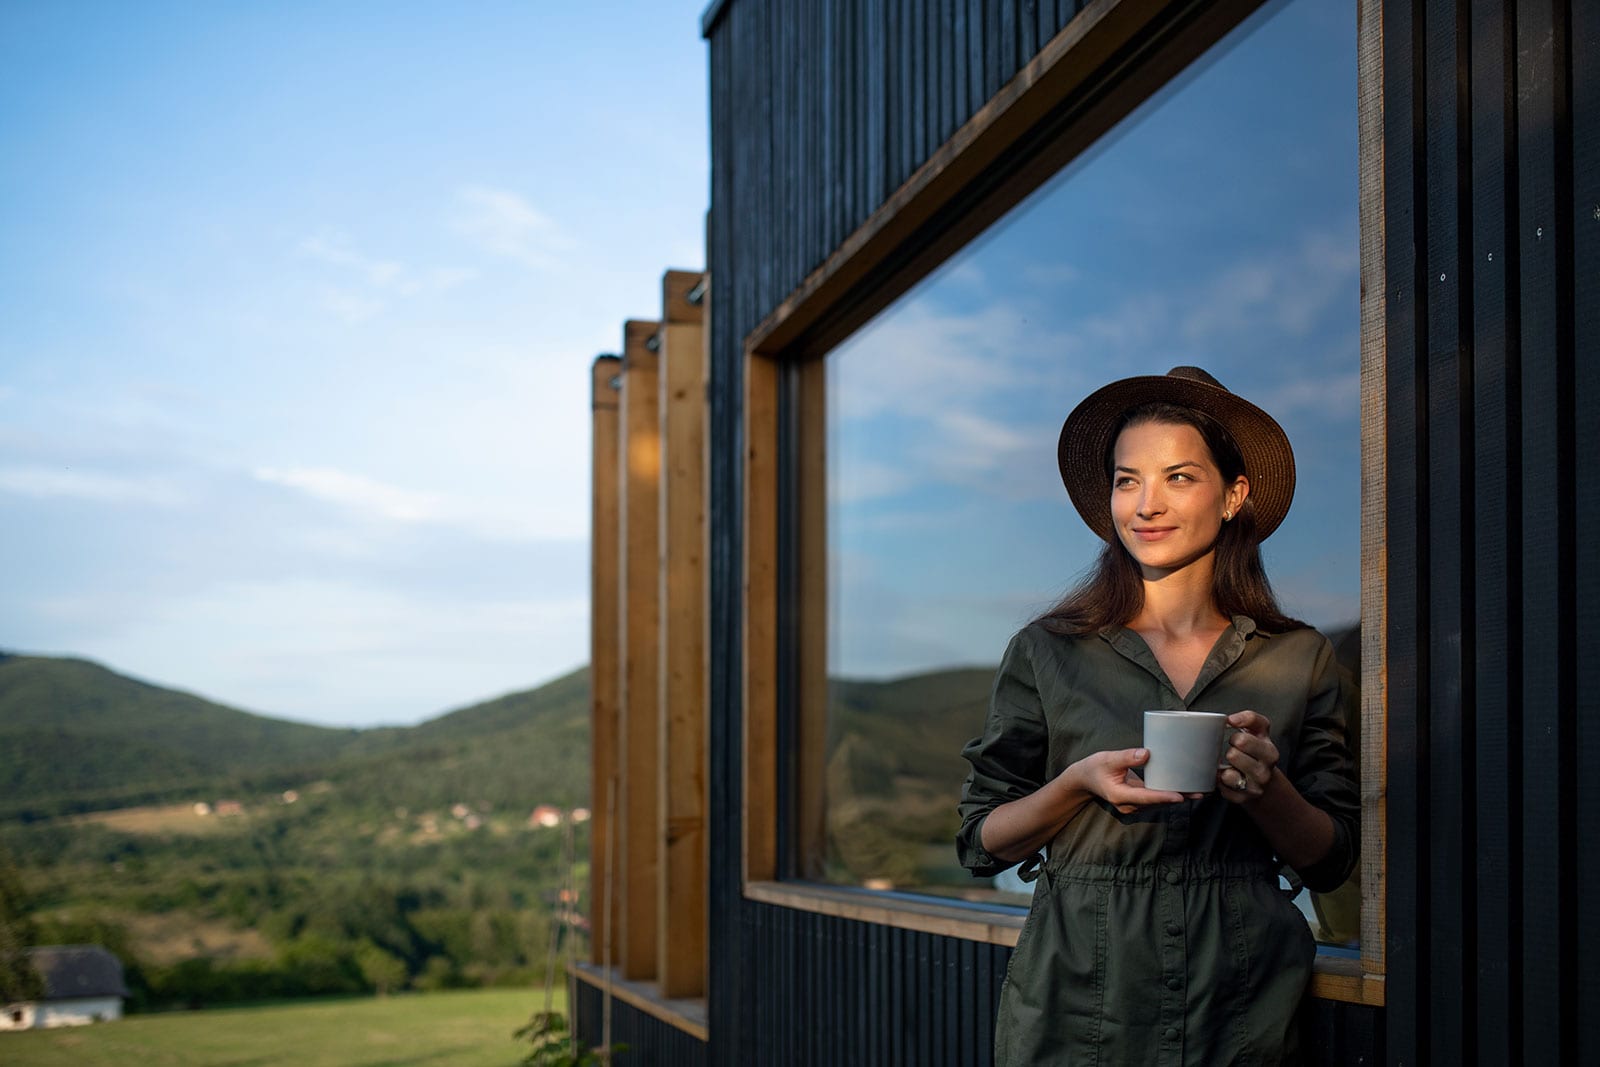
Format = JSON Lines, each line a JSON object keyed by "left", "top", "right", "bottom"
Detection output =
{"left": 744, "top": 880, "right": 1384, "bottom": 1006}
{"left": 570, "top": 962, "right": 709, "bottom": 1042}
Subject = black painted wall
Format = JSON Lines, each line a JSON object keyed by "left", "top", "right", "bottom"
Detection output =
{"left": 1382, "top": 0, "right": 1598, "bottom": 1063}
{"left": 704, "top": 4, "right": 1089, "bottom": 1064}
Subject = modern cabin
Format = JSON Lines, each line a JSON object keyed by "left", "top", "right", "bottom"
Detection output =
{"left": 574, "top": 0, "right": 1597, "bottom": 1063}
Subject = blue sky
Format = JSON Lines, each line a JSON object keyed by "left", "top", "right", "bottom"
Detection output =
{"left": 827, "top": 0, "right": 1360, "bottom": 678}
{"left": 1, "top": 1, "right": 710, "bottom": 726}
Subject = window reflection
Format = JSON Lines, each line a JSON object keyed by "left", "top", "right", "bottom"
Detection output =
{"left": 818, "top": 0, "right": 1359, "bottom": 943}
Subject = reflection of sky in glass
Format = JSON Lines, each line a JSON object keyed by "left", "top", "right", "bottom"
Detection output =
{"left": 827, "top": 0, "right": 1357, "bottom": 679}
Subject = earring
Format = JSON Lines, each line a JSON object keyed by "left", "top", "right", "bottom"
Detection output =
{"left": 1223, "top": 510, "right": 1232, "bottom": 521}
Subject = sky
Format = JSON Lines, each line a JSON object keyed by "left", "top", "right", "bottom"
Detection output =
{"left": 1, "top": 1, "right": 710, "bottom": 726}
{"left": 826, "top": 0, "right": 1361, "bottom": 678}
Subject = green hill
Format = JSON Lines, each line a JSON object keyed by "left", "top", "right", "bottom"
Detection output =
{"left": 0, "top": 655, "right": 364, "bottom": 815}
{"left": 0, "top": 653, "right": 589, "bottom": 818}
{"left": 309, "top": 667, "right": 591, "bottom": 813}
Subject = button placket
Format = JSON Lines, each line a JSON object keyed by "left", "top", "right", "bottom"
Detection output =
{"left": 1156, "top": 865, "right": 1187, "bottom": 1063}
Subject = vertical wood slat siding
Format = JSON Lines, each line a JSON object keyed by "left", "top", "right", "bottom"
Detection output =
{"left": 737, "top": 902, "right": 1014, "bottom": 1066}
{"left": 1515, "top": 0, "right": 1572, "bottom": 1062}
{"left": 704, "top": 3, "right": 748, "bottom": 1064}
{"left": 1422, "top": 1, "right": 1467, "bottom": 1062}
{"left": 1382, "top": 0, "right": 1593, "bottom": 1062}
{"left": 1573, "top": 3, "right": 1599, "bottom": 1061}
{"left": 1467, "top": 0, "right": 1515, "bottom": 1060}
{"left": 572, "top": 983, "right": 709, "bottom": 1067}
{"left": 698, "top": 3, "right": 1084, "bottom": 1065}
{"left": 1382, "top": 0, "right": 1424, "bottom": 1062}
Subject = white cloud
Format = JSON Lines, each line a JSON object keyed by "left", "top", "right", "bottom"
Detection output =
{"left": 1181, "top": 226, "right": 1358, "bottom": 343}
{"left": 1257, "top": 370, "right": 1361, "bottom": 421}
{"left": 251, "top": 463, "right": 587, "bottom": 542}
{"left": 0, "top": 465, "right": 182, "bottom": 506}
{"left": 831, "top": 458, "right": 914, "bottom": 504}
{"left": 300, "top": 234, "right": 403, "bottom": 287}
{"left": 298, "top": 234, "right": 477, "bottom": 320}
{"left": 454, "top": 185, "right": 571, "bottom": 269}
{"left": 254, "top": 466, "right": 444, "bottom": 523}
{"left": 317, "top": 287, "right": 385, "bottom": 323}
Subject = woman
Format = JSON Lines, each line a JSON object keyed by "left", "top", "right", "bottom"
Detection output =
{"left": 957, "top": 367, "right": 1358, "bottom": 1066}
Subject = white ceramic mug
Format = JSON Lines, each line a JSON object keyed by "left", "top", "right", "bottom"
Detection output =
{"left": 1142, "top": 710, "right": 1236, "bottom": 793}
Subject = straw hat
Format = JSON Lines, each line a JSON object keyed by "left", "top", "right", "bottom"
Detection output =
{"left": 1057, "top": 366, "right": 1296, "bottom": 543}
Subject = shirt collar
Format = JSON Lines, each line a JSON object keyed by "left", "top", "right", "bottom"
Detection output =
{"left": 1100, "top": 614, "right": 1262, "bottom": 704}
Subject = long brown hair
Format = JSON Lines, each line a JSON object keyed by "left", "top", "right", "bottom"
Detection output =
{"left": 1036, "top": 401, "right": 1305, "bottom": 637}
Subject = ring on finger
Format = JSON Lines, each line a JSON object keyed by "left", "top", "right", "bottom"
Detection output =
{"left": 1233, "top": 771, "right": 1248, "bottom": 792}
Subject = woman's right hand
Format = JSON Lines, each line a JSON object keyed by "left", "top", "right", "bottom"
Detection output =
{"left": 1064, "top": 748, "right": 1190, "bottom": 814}
{"left": 981, "top": 748, "right": 1188, "bottom": 861}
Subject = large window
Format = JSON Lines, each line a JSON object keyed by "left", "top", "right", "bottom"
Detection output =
{"left": 818, "top": 0, "right": 1359, "bottom": 930}
{"left": 744, "top": 0, "right": 1383, "bottom": 1005}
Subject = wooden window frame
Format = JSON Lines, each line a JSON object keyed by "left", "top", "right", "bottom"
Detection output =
{"left": 741, "top": 0, "right": 1387, "bottom": 1007}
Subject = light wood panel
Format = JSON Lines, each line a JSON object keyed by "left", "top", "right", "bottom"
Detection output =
{"left": 657, "top": 271, "right": 708, "bottom": 998}
{"left": 619, "top": 319, "right": 662, "bottom": 981}
{"left": 590, "top": 355, "right": 623, "bottom": 965}
{"left": 795, "top": 357, "right": 828, "bottom": 880}
{"left": 1355, "top": 0, "right": 1387, "bottom": 1000}
{"left": 742, "top": 350, "right": 780, "bottom": 884}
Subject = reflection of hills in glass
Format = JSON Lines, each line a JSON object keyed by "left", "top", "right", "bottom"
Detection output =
{"left": 822, "top": 624, "right": 1361, "bottom": 932}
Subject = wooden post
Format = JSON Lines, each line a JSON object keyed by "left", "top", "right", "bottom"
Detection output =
{"left": 656, "top": 270, "right": 709, "bottom": 997}
{"left": 617, "top": 319, "right": 662, "bottom": 981}
{"left": 589, "top": 355, "right": 622, "bottom": 965}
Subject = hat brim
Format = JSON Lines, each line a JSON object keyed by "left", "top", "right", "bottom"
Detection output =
{"left": 1057, "top": 374, "right": 1296, "bottom": 543}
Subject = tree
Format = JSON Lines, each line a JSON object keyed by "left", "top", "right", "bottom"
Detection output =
{"left": 0, "top": 843, "right": 43, "bottom": 1002}
{"left": 355, "top": 939, "right": 407, "bottom": 996}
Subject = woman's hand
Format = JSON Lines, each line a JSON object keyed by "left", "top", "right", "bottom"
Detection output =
{"left": 1067, "top": 748, "right": 1188, "bottom": 814}
{"left": 1218, "top": 710, "right": 1278, "bottom": 805}
{"left": 979, "top": 747, "right": 1187, "bottom": 861}
{"left": 1218, "top": 709, "right": 1339, "bottom": 870}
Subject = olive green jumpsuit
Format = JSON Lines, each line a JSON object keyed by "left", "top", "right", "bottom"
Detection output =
{"left": 957, "top": 617, "right": 1359, "bottom": 1066}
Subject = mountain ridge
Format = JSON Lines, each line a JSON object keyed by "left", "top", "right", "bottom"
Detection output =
{"left": 0, "top": 652, "right": 591, "bottom": 818}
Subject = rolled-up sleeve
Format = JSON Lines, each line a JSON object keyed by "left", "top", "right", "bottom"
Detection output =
{"left": 956, "top": 629, "right": 1049, "bottom": 878}
{"left": 1286, "top": 635, "right": 1361, "bottom": 892}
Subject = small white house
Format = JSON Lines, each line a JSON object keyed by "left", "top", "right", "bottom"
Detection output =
{"left": 2, "top": 945, "right": 128, "bottom": 1030}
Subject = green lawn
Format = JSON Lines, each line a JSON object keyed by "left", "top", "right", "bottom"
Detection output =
{"left": 0, "top": 987, "right": 566, "bottom": 1067}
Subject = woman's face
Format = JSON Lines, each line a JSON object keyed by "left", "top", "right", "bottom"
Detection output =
{"left": 1109, "top": 419, "right": 1249, "bottom": 579}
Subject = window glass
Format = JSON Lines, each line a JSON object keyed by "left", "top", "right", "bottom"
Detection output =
{"left": 820, "top": 0, "right": 1361, "bottom": 943}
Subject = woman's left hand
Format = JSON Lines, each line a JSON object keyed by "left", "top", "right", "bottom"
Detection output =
{"left": 1218, "top": 710, "right": 1278, "bottom": 805}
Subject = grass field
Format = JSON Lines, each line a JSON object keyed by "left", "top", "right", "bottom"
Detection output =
{"left": 0, "top": 987, "right": 565, "bottom": 1066}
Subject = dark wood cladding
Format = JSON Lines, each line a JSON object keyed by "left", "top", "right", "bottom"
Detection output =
{"left": 707, "top": 0, "right": 1087, "bottom": 352}
{"left": 1385, "top": 0, "right": 1595, "bottom": 1063}
{"left": 571, "top": 982, "right": 709, "bottom": 1066}
{"left": 703, "top": 5, "right": 1089, "bottom": 1066}
{"left": 741, "top": 903, "right": 1010, "bottom": 1066}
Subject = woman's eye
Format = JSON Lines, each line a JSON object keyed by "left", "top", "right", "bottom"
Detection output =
{"left": 1169, "top": 472, "right": 1193, "bottom": 484}
{"left": 1114, "top": 476, "right": 1136, "bottom": 489}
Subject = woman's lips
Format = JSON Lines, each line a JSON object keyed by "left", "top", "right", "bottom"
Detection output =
{"left": 1132, "top": 527, "right": 1177, "bottom": 541}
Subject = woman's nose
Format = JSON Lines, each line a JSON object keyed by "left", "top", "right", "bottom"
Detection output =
{"left": 1137, "top": 485, "right": 1166, "bottom": 517}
